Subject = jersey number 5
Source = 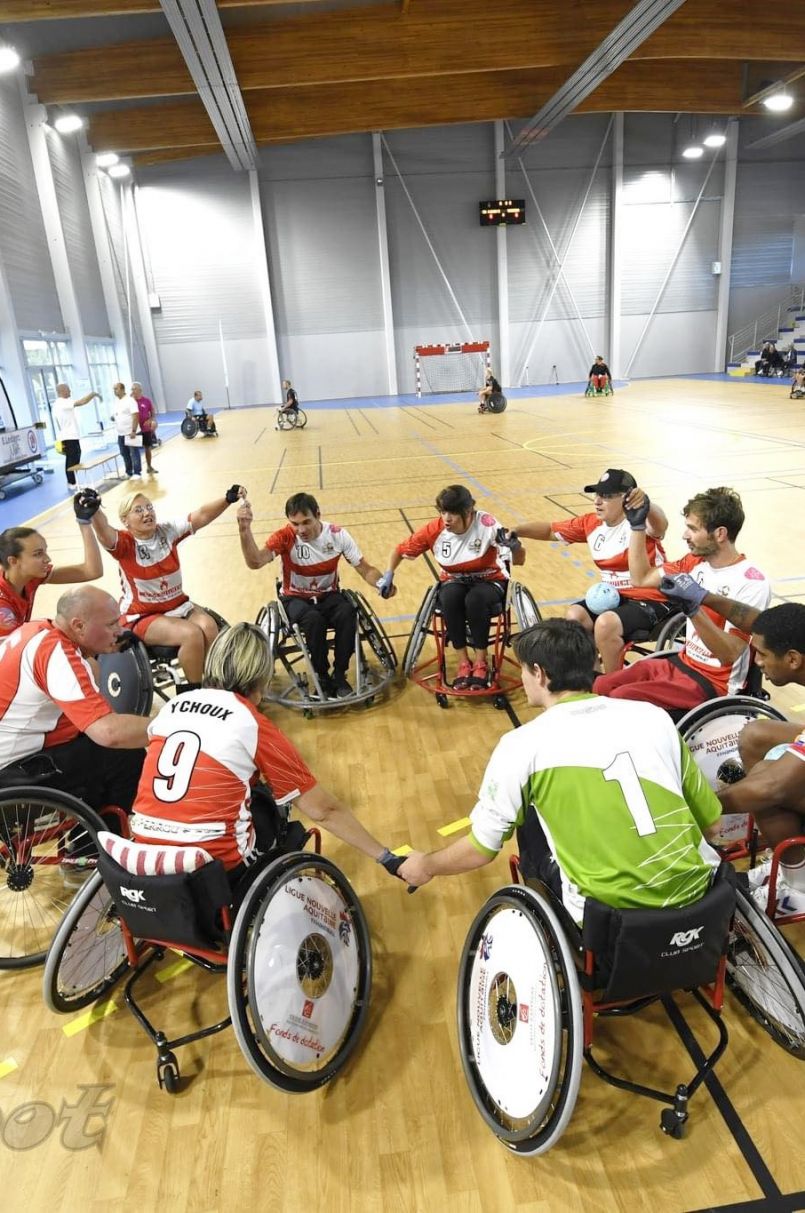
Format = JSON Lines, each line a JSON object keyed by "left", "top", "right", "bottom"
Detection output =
{"left": 153, "top": 731, "right": 201, "bottom": 803}
{"left": 603, "top": 752, "right": 657, "bottom": 837}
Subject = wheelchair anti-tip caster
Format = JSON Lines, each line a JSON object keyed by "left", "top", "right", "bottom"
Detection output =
{"left": 660, "top": 1085, "right": 689, "bottom": 1139}
{"left": 493, "top": 694, "right": 507, "bottom": 710}
{"left": 435, "top": 693, "right": 449, "bottom": 709}
{"left": 157, "top": 1051, "right": 180, "bottom": 1094}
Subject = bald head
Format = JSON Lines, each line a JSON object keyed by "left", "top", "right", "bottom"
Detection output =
{"left": 56, "top": 383, "right": 70, "bottom": 398}
{"left": 55, "top": 586, "right": 123, "bottom": 656}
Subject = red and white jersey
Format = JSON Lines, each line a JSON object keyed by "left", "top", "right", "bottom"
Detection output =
{"left": 266, "top": 522, "right": 362, "bottom": 599}
{"left": 663, "top": 553, "right": 771, "bottom": 695}
{"left": 109, "top": 519, "right": 193, "bottom": 619}
{"left": 131, "top": 689, "right": 317, "bottom": 869}
{"left": 551, "top": 513, "right": 666, "bottom": 601}
{"left": 0, "top": 572, "right": 48, "bottom": 638}
{"left": 0, "top": 621, "right": 112, "bottom": 766}
{"left": 396, "top": 513, "right": 508, "bottom": 582}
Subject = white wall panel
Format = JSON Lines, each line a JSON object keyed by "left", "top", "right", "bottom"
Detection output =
{"left": 46, "top": 129, "right": 110, "bottom": 338}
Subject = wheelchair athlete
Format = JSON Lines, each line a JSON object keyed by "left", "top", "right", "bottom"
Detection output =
{"left": 510, "top": 467, "right": 671, "bottom": 672}
{"left": 594, "top": 486, "right": 771, "bottom": 712}
{"left": 88, "top": 484, "right": 245, "bottom": 689}
{"left": 238, "top": 491, "right": 393, "bottom": 699}
{"left": 379, "top": 484, "right": 523, "bottom": 691}
{"left": 129, "top": 622, "right": 407, "bottom": 896}
{"left": 477, "top": 369, "right": 502, "bottom": 413}
{"left": 661, "top": 581, "right": 805, "bottom": 917}
{"left": 0, "top": 491, "right": 103, "bottom": 638}
{"left": 399, "top": 619, "right": 723, "bottom": 921}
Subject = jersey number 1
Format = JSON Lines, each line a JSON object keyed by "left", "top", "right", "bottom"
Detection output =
{"left": 603, "top": 752, "right": 656, "bottom": 837}
{"left": 153, "top": 731, "right": 201, "bottom": 803}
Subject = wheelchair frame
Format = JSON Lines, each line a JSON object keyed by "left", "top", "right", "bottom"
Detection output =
{"left": 44, "top": 828, "right": 376, "bottom": 1095}
{"left": 277, "top": 407, "right": 308, "bottom": 431}
{"left": 402, "top": 579, "right": 541, "bottom": 709}
{"left": 257, "top": 588, "right": 397, "bottom": 714}
{"left": 181, "top": 413, "right": 218, "bottom": 439}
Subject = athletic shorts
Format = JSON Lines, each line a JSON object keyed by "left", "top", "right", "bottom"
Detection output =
{"left": 127, "top": 598, "right": 196, "bottom": 640}
{"left": 574, "top": 596, "right": 675, "bottom": 638}
{"left": 141, "top": 431, "right": 156, "bottom": 448}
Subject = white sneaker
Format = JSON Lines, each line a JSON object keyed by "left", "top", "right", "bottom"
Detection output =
{"left": 751, "top": 870, "right": 805, "bottom": 916}
{"left": 746, "top": 856, "right": 773, "bottom": 889}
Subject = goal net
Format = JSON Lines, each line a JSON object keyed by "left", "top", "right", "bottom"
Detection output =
{"left": 414, "top": 341, "right": 491, "bottom": 397}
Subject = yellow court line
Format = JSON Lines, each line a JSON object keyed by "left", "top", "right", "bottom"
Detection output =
{"left": 155, "top": 957, "right": 194, "bottom": 985}
{"left": 438, "top": 817, "right": 471, "bottom": 837}
{"left": 0, "top": 1057, "right": 19, "bottom": 1080}
{"left": 392, "top": 844, "right": 412, "bottom": 857}
{"left": 62, "top": 999, "right": 118, "bottom": 1037}
{"left": 790, "top": 702, "right": 805, "bottom": 712}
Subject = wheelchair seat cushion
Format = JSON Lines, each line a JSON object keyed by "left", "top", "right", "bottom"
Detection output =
{"left": 581, "top": 862, "right": 736, "bottom": 1003}
{"left": 98, "top": 830, "right": 213, "bottom": 875}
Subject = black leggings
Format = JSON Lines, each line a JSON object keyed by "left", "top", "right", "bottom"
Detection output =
{"left": 438, "top": 579, "right": 505, "bottom": 650}
{"left": 63, "top": 439, "right": 81, "bottom": 486}
{"left": 282, "top": 591, "right": 357, "bottom": 678}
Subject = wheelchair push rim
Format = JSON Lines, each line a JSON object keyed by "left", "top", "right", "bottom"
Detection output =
{"left": 43, "top": 870, "right": 131, "bottom": 1012}
{"left": 227, "top": 852, "right": 372, "bottom": 1092}
{"left": 0, "top": 789, "right": 107, "bottom": 970}
{"left": 456, "top": 885, "right": 583, "bottom": 1154}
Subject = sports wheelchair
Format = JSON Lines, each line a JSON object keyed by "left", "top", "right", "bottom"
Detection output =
{"left": 478, "top": 392, "right": 507, "bottom": 414}
{"left": 257, "top": 589, "right": 397, "bottom": 714}
{"left": 43, "top": 817, "right": 372, "bottom": 1095}
{"left": 402, "top": 578, "right": 540, "bottom": 709}
{"left": 457, "top": 852, "right": 805, "bottom": 1156}
{"left": 276, "top": 407, "right": 307, "bottom": 431}
{"left": 0, "top": 777, "right": 126, "bottom": 971}
{"left": 98, "top": 606, "right": 229, "bottom": 716}
{"left": 584, "top": 379, "right": 613, "bottom": 398}
{"left": 181, "top": 411, "right": 218, "bottom": 439}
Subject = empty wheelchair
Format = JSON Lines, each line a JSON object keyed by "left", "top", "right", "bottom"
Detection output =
{"left": 402, "top": 578, "right": 540, "bottom": 708}
{"left": 43, "top": 822, "right": 372, "bottom": 1095}
{"left": 257, "top": 589, "right": 397, "bottom": 714}
{"left": 181, "top": 412, "right": 218, "bottom": 439}
{"left": 0, "top": 774, "right": 126, "bottom": 971}
{"left": 457, "top": 863, "right": 739, "bottom": 1154}
{"left": 276, "top": 407, "right": 307, "bottom": 431}
{"left": 98, "top": 606, "right": 229, "bottom": 716}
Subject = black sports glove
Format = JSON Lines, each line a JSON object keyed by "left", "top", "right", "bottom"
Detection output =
{"left": 377, "top": 847, "right": 417, "bottom": 894}
{"left": 659, "top": 572, "right": 708, "bottom": 617}
{"left": 495, "top": 526, "right": 522, "bottom": 553}
{"left": 73, "top": 488, "right": 101, "bottom": 524}
{"left": 623, "top": 493, "right": 650, "bottom": 531}
{"left": 225, "top": 484, "right": 243, "bottom": 505}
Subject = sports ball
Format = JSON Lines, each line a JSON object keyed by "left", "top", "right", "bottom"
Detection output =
{"left": 585, "top": 583, "right": 621, "bottom": 614}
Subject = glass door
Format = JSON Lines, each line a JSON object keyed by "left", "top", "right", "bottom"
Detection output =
{"left": 27, "top": 368, "right": 58, "bottom": 446}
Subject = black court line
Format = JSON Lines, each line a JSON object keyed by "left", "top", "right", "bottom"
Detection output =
{"left": 400, "top": 406, "right": 438, "bottom": 430}
{"left": 410, "top": 404, "right": 454, "bottom": 430}
{"left": 663, "top": 997, "right": 780, "bottom": 1203}
{"left": 318, "top": 446, "right": 323, "bottom": 490}
{"left": 688, "top": 1192, "right": 805, "bottom": 1213}
{"left": 268, "top": 447, "right": 287, "bottom": 494}
{"left": 769, "top": 477, "right": 805, "bottom": 492}
{"left": 345, "top": 411, "right": 360, "bottom": 436}
{"left": 497, "top": 696, "right": 521, "bottom": 729}
{"left": 253, "top": 426, "right": 267, "bottom": 445}
{"left": 490, "top": 431, "right": 523, "bottom": 449}
{"left": 399, "top": 508, "right": 439, "bottom": 581}
{"left": 544, "top": 495, "right": 583, "bottom": 517}
{"left": 358, "top": 409, "right": 379, "bottom": 434}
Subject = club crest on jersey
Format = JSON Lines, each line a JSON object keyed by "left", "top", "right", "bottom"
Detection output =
{"left": 470, "top": 538, "right": 482, "bottom": 553}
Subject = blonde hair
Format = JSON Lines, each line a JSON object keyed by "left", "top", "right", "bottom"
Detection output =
{"left": 118, "top": 491, "right": 151, "bottom": 523}
{"left": 202, "top": 623, "right": 272, "bottom": 697}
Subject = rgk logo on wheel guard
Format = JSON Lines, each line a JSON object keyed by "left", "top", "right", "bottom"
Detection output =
{"left": 669, "top": 927, "right": 703, "bottom": 948}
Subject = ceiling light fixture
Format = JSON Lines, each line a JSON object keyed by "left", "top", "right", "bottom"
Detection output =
{"left": 763, "top": 91, "right": 794, "bottom": 113}
{"left": 0, "top": 46, "right": 21, "bottom": 74}
{"left": 54, "top": 114, "right": 84, "bottom": 134}
{"left": 96, "top": 152, "right": 119, "bottom": 168}
{"left": 107, "top": 163, "right": 131, "bottom": 179}
{"left": 703, "top": 132, "right": 726, "bottom": 148}
{"left": 682, "top": 145, "right": 704, "bottom": 159}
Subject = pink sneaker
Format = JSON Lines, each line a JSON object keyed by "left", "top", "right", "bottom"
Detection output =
{"left": 453, "top": 660, "right": 474, "bottom": 690}
{"left": 470, "top": 659, "right": 489, "bottom": 689}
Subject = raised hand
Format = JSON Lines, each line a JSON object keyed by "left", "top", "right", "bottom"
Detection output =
{"left": 659, "top": 572, "right": 708, "bottom": 616}
{"left": 73, "top": 488, "right": 102, "bottom": 525}
{"left": 376, "top": 570, "right": 395, "bottom": 599}
{"left": 623, "top": 489, "right": 650, "bottom": 531}
{"left": 225, "top": 484, "right": 245, "bottom": 504}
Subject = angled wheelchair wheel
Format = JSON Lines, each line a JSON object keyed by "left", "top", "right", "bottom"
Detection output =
{"left": 98, "top": 641, "right": 154, "bottom": 716}
{"left": 347, "top": 589, "right": 398, "bottom": 671}
{"left": 227, "top": 852, "right": 372, "bottom": 1092}
{"left": 181, "top": 416, "right": 198, "bottom": 439}
{"left": 277, "top": 411, "right": 294, "bottom": 431}
{"left": 0, "top": 789, "right": 106, "bottom": 970}
{"left": 295, "top": 409, "right": 308, "bottom": 429}
{"left": 43, "top": 870, "right": 130, "bottom": 1012}
{"left": 486, "top": 393, "right": 507, "bottom": 414}
{"left": 457, "top": 884, "right": 583, "bottom": 1155}
{"left": 653, "top": 612, "right": 686, "bottom": 652}
{"left": 512, "top": 583, "right": 542, "bottom": 631}
{"left": 402, "top": 582, "right": 440, "bottom": 678}
{"left": 727, "top": 886, "right": 805, "bottom": 1058}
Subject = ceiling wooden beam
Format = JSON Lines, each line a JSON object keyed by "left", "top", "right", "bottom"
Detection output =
{"left": 93, "top": 59, "right": 759, "bottom": 155}
{"left": 30, "top": 0, "right": 805, "bottom": 106}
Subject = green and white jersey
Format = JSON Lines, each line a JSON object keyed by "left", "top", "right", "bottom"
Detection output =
{"left": 469, "top": 693, "right": 721, "bottom": 918}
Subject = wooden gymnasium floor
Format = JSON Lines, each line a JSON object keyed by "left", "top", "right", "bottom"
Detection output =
{"left": 2, "top": 377, "right": 805, "bottom": 1213}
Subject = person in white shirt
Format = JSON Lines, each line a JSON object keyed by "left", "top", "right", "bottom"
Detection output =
{"left": 111, "top": 382, "right": 142, "bottom": 478}
{"left": 52, "top": 382, "right": 101, "bottom": 491}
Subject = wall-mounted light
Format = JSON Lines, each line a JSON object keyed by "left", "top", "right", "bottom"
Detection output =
{"left": 681, "top": 145, "right": 704, "bottom": 159}
{"left": 703, "top": 131, "right": 726, "bottom": 148}
{"left": 54, "top": 113, "right": 84, "bottom": 134}
{"left": 0, "top": 46, "right": 21, "bottom": 74}
{"left": 107, "top": 163, "right": 131, "bottom": 179}
{"left": 96, "top": 152, "right": 119, "bottom": 168}
{"left": 763, "top": 90, "right": 794, "bottom": 113}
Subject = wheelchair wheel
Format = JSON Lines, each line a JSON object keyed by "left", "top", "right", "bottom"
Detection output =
{"left": 486, "top": 393, "right": 507, "bottom": 414}
{"left": 653, "top": 612, "right": 686, "bottom": 652}
{"left": 98, "top": 641, "right": 154, "bottom": 716}
{"left": 348, "top": 590, "right": 398, "bottom": 671}
{"left": 402, "top": 582, "right": 440, "bottom": 678}
{"left": 227, "top": 852, "right": 372, "bottom": 1092}
{"left": 43, "top": 871, "right": 130, "bottom": 1012}
{"left": 295, "top": 409, "right": 308, "bottom": 429}
{"left": 181, "top": 416, "right": 198, "bottom": 439}
{"left": 457, "top": 884, "right": 583, "bottom": 1154}
{"left": 678, "top": 696, "right": 787, "bottom": 790}
{"left": 277, "top": 411, "right": 294, "bottom": 431}
{"left": 727, "top": 886, "right": 805, "bottom": 1058}
{"left": 0, "top": 789, "right": 106, "bottom": 970}
{"left": 512, "top": 583, "right": 542, "bottom": 631}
